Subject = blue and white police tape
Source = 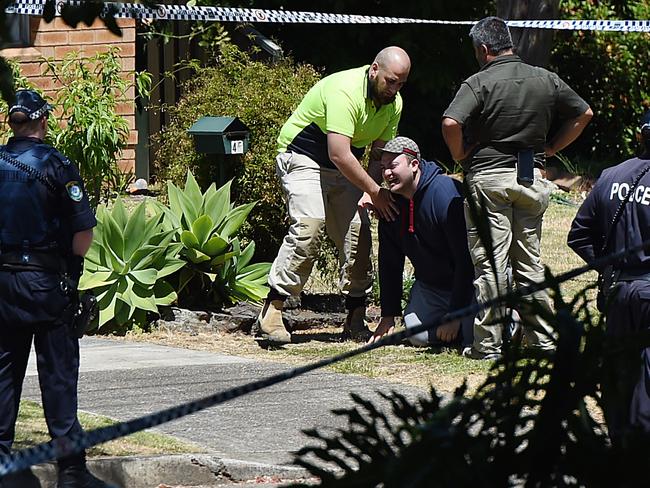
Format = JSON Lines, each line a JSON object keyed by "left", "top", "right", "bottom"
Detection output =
{"left": 5, "top": 0, "right": 650, "bottom": 32}
{"left": 2, "top": 238, "right": 650, "bottom": 478}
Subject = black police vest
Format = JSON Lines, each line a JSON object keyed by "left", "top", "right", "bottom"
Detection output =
{"left": 0, "top": 143, "right": 61, "bottom": 250}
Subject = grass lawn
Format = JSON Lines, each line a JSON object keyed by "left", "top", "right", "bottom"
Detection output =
{"left": 14, "top": 400, "right": 203, "bottom": 457}
{"left": 122, "top": 194, "right": 595, "bottom": 394}
{"left": 541, "top": 194, "right": 598, "bottom": 303}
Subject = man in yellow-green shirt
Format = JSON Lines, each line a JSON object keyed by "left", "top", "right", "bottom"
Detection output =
{"left": 255, "top": 46, "right": 410, "bottom": 345}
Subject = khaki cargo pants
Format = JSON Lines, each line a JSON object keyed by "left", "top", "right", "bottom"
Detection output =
{"left": 464, "top": 167, "right": 556, "bottom": 355}
{"left": 268, "top": 152, "right": 373, "bottom": 299}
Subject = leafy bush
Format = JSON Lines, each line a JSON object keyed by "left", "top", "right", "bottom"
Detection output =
{"left": 152, "top": 44, "right": 321, "bottom": 260}
{"left": 163, "top": 171, "right": 271, "bottom": 309}
{"left": 551, "top": 0, "right": 650, "bottom": 171}
{"left": 42, "top": 48, "right": 151, "bottom": 207}
{"left": 1, "top": 53, "right": 150, "bottom": 202}
{"left": 79, "top": 171, "right": 270, "bottom": 332}
{"left": 400, "top": 269, "right": 415, "bottom": 311}
{"left": 79, "top": 198, "right": 185, "bottom": 332}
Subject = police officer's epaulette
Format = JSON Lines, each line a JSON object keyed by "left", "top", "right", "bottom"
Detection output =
{"left": 25, "top": 143, "right": 58, "bottom": 165}
{"left": 44, "top": 146, "right": 71, "bottom": 167}
{"left": 26, "top": 143, "right": 69, "bottom": 167}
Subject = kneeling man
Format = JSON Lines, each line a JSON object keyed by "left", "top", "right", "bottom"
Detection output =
{"left": 369, "top": 137, "right": 475, "bottom": 346}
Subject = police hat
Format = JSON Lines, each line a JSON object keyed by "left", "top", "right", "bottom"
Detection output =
{"left": 8, "top": 89, "right": 53, "bottom": 120}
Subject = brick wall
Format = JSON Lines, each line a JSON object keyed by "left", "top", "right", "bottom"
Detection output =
{"left": 1, "top": 17, "right": 137, "bottom": 173}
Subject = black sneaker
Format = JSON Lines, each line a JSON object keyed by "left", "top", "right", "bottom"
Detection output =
{"left": 57, "top": 465, "right": 114, "bottom": 488}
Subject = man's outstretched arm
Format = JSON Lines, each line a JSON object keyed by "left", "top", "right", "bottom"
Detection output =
{"left": 328, "top": 132, "right": 397, "bottom": 221}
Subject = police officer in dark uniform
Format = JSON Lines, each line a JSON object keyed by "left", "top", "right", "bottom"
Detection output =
{"left": 0, "top": 90, "right": 110, "bottom": 487}
{"left": 568, "top": 109, "right": 650, "bottom": 442}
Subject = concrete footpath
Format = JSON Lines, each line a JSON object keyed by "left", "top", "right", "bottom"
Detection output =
{"left": 19, "top": 337, "right": 426, "bottom": 487}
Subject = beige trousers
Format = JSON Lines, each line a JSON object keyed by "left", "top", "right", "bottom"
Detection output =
{"left": 268, "top": 152, "right": 373, "bottom": 298}
{"left": 464, "top": 167, "right": 556, "bottom": 355}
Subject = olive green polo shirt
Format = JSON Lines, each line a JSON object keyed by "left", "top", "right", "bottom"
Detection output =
{"left": 443, "top": 54, "right": 590, "bottom": 172}
{"left": 277, "top": 65, "right": 402, "bottom": 169}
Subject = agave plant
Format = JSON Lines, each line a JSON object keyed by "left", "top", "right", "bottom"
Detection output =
{"left": 79, "top": 198, "right": 185, "bottom": 331}
{"left": 163, "top": 171, "right": 271, "bottom": 309}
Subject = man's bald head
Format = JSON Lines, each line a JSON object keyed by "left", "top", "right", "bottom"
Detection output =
{"left": 373, "top": 46, "right": 411, "bottom": 73}
{"left": 368, "top": 46, "right": 410, "bottom": 106}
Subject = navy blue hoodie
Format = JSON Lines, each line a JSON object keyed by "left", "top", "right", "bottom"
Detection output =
{"left": 378, "top": 160, "right": 475, "bottom": 317}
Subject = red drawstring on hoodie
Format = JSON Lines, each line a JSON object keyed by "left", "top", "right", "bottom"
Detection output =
{"left": 399, "top": 199, "right": 416, "bottom": 236}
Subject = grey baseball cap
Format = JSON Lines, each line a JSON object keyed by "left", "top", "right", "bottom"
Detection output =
{"left": 380, "top": 136, "right": 420, "bottom": 159}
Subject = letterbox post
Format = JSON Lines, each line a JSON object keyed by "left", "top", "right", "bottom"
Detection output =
{"left": 187, "top": 116, "right": 251, "bottom": 188}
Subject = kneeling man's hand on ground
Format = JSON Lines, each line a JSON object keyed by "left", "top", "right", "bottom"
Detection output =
{"left": 436, "top": 318, "right": 460, "bottom": 343}
{"left": 368, "top": 316, "right": 395, "bottom": 344}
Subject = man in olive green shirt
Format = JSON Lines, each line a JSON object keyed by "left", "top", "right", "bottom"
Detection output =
{"left": 256, "top": 47, "right": 411, "bottom": 345}
{"left": 442, "top": 17, "right": 592, "bottom": 360}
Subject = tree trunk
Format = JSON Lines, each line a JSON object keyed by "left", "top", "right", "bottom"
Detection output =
{"left": 497, "top": 0, "right": 560, "bottom": 67}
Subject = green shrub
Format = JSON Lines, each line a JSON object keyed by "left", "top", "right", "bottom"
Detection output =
{"left": 162, "top": 170, "right": 271, "bottom": 309}
{"left": 369, "top": 265, "right": 414, "bottom": 308}
{"left": 42, "top": 49, "right": 129, "bottom": 207}
{"left": 79, "top": 198, "right": 185, "bottom": 332}
{"left": 152, "top": 44, "right": 321, "bottom": 260}
{"left": 42, "top": 49, "right": 151, "bottom": 207}
{"left": 79, "top": 171, "right": 270, "bottom": 332}
{"left": 552, "top": 0, "right": 650, "bottom": 170}
{"left": 2, "top": 53, "right": 150, "bottom": 202}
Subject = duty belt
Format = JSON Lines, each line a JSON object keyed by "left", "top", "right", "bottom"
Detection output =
{"left": 617, "top": 271, "right": 650, "bottom": 282}
{"left": 0, "top": 251, "right": 67, "bottom": 272}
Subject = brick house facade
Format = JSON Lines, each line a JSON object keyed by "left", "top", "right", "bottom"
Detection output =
{"left": 1, "top": 16, "right": 138, "bottom": 173}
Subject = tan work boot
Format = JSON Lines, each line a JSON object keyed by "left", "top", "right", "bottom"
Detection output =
{"left": 254, "top": 299, "right": 291, "bottom": 344}
{"left": 342, "top": 306, "right": 372, "bottom": 342}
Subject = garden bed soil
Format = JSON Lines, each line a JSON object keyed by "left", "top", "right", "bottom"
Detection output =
{"left": 153, "top": 294, "right": 381, "bottom": 335}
